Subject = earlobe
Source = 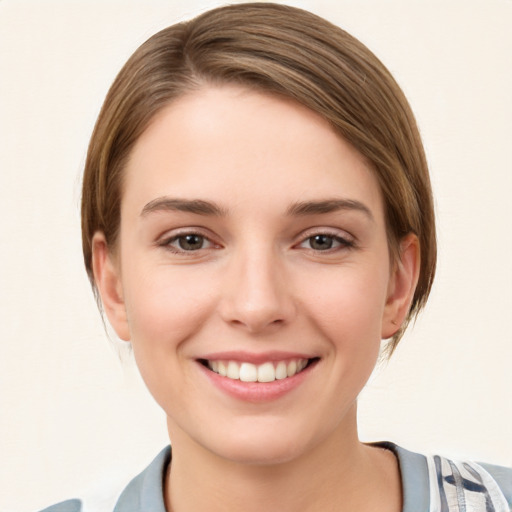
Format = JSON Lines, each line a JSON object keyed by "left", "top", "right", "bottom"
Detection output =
{"left": 381, "top": 234, "right": 420, "bottom": 339}
{"left": 92, "top": 232, "right": 131, "bottom": 341}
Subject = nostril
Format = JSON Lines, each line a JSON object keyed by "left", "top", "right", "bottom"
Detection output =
{"left": 223, "top": 309, "right": 289, "bottom": 333}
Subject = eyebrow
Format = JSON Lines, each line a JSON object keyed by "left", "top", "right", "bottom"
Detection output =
{"left": 140, "top": 196, "right": 373, "bottom": 220}
{"left": 286, "top": 199, "right": 374, "bottom": 220}
{"left": 141, "top": 197, "right": 227, "bottom": 217}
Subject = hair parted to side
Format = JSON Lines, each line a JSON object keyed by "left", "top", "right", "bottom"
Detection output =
{"left": 81, "top": 2, "right": 436, "bottom": 353}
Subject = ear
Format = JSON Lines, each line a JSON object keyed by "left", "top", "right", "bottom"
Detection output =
{"left": 381, "top": 233, "right": 420, "bottom": 339}
{"left": 92, "top": 232, "right": 131, "bottom": 341}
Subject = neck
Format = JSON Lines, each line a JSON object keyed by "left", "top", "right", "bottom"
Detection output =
{"left": 164, "top": 405, "right": 402, "bottom": 512}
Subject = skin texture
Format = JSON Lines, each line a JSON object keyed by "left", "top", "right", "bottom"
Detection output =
{"left": 93, "top": 85, "right": 419, "bottom": 512}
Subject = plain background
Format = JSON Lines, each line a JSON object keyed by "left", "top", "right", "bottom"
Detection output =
{"left": 1, "top": 1, "right": 511, "bottom": 510}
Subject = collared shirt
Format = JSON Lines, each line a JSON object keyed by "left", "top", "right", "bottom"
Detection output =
{"left": 40, "top": 444, "right": 512, "bottom": 512}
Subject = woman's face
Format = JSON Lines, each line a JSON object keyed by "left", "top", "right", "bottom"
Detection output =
{"left": 96, "top": 85, "right": 414, "bottom": 464}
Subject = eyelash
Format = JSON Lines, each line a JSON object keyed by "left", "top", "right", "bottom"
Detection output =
{"left": 158, "top": 229, "right": 355, "bottom": 255}
{"left": 296, "top": 231, "right": 355, "bottom": 252}
{"left": 159, "top": 231, "right": 216, "bottom": 254}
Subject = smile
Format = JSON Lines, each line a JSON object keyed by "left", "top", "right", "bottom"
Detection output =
{"left": 205, "top": 359, "right": 311, "bottom": 382}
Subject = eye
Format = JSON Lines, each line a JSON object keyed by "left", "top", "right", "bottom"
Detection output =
{"left": 162, "top": 233, "right": 214, "bottom": 252}
{"left": 299, "top": 233, "right": 354, "bottom": 251}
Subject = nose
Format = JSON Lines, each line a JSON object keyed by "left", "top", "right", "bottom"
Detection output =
{"left": 218, "top": 247, "right": 296, "bottom": 334}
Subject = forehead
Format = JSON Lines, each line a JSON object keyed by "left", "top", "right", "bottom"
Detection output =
{"left": 122, "top": 85, "right": 384, "bottom": 221}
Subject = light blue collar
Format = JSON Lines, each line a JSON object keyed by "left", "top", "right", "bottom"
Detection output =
{"left": 113, "top": 446, "right": 170, "bottom": 512}
{"left": 113, "top": 443, "right": 431, "bottom": 512}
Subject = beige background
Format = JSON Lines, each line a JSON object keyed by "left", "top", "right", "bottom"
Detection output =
{"left": 1, "top": 1, "right": 511, "bottom": 510}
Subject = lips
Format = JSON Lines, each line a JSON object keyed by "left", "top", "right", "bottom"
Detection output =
{"left": 198, "top": 354, "right": 319, "bottom": 402}
{"left": 206, "top": 358, "right": 309, "bottom": 382}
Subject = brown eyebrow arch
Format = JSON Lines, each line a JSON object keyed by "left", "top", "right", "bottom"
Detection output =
{"left": 141, "top": 197, "right": 227, "bottom": 217}
{"left": 286, "top": 199, "right": 374, "bottom": 220}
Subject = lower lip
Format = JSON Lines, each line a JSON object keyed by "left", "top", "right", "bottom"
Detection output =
{"left": 197, "top": 361, "right": 317, "bottom": 402}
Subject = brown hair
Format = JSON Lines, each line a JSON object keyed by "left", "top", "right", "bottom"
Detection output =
{"left": 81, "top": 2, "right": 436, "bottom": 353}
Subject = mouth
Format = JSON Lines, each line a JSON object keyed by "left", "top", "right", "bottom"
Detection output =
{"left": 198, "top": 357, "right": 319, "bottom": 383}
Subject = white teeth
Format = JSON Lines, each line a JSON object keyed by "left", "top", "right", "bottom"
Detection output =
{"left": 257, "top": 362, "right": 275, "bottom": 383}
{"left": 239, "top": 363, "right": 258, "bottom": 382}
{"left": 227, "top": 361, "right": 240, "bottom": 380}
{"left": 275, "top": 361, "right": 288, "bottom": 380}
{"left": 218, "top": 361, "right": 227, "bottom": 377}
{"left": 287, "top": 360, "right": 297, "bottom": 377}
{"left": 207, "top": 358, "right": 310, "bottom": 382}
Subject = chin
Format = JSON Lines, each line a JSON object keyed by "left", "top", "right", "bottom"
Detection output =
{"left": 214, "top": 436, "right": 305, "bottom": 466}
{"left": 194, "top": 417, "right": 325, "bottom": 467}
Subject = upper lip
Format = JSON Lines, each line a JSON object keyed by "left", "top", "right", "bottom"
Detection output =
{"left": 197, "top": 351, "right": 317, "bottom": 364}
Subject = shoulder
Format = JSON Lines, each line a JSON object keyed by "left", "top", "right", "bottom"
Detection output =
{"left": 383, "top": 442, "right": 512, "bottom": 512}
{"left": 479, "top": 461, "right": 512, "bottom": 506}
{"left": 426, "top": 454, "right": 512, "bottom": 512}
{"left": 38, "top": 499, "right": 83, "bottom": 512}
{"left": 112, "top": 446, "right": 170, "bottom": 512}
{"left": 36, "top": 447, "right": 171, "bottom": 512}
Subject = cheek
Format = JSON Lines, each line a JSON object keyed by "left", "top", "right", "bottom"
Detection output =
{"left": 299, "top": 264, "right": 389, "bottom": 337}
{"left": 122, "top": 264, "right": 217, "bottom": 349}
{"left": 296, "top": 262, "right": 389, "bottom": 390}
{"left": 120, "top": 265, "right": 219, "bottom": 413}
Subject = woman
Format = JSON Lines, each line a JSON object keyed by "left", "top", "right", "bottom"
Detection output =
{"left": 41, "top": 3, "right": 511, "bottom": 511}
